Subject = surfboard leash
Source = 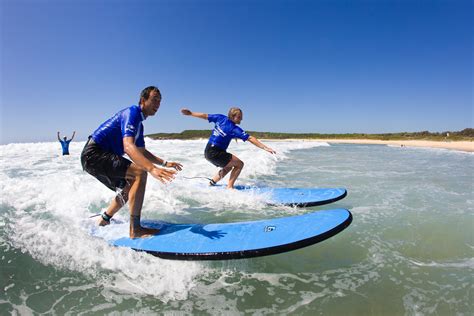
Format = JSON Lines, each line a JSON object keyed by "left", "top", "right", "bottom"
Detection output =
{"left": 182, "top": 176, "right": 213, "bottom": 181}
{"left": 89, "top": 212, "right": 115, "bottom": 223}
{"left": 182, "top": 176, "right": 220, "bottom": 186}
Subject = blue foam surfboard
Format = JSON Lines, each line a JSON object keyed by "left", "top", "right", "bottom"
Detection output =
{"left": 224, "top": 186, "right": 347, "bottom": 207}
{"left": 107, "top": 208, "right": 352, "bottom": 260}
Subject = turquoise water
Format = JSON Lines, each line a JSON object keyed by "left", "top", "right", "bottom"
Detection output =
{"left": 1, "top": 140, "right": 472, "bottom": 315}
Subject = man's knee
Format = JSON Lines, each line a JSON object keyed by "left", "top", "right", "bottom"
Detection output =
{"left": 236, "top": 159, "right": 244, "bottom": 169}
{"left": 128, "top": 164, "right": 148, "bottom": 180}
{"left": 136, "top": 169, "right": 148, "bottom": 183}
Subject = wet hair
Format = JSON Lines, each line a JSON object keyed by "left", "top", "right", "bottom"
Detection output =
{"left": 139, "top": 86, "right": 161, "bottom": 104}
{"left": 228, "top": 107, "right": 243, "bottom": 121}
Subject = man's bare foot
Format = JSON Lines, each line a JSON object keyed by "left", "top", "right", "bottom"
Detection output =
{"left": 130, "top": 226, "right": 160, "bottom": 239}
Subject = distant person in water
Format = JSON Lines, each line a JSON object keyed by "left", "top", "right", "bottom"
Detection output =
{"left": 181, "top": 107, "right": 276, "bottom": 189}
{"left": 81, "top": 86, "right": 183, "bottom": 239}
{"left": 57, "top": 131, "right": 76, "bottom": 155}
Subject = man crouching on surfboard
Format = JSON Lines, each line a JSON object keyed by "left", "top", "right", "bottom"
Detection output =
{"left": 181, "top": 107, "right": 275, "bottom": 189}
{"left": 81, "top": 86, "right": 183, "bottom": 238}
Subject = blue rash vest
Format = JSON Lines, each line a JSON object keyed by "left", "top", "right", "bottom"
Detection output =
{"left": 91, "top": 105, "right": 145, "bottom": 155}
{"left": 207, "top": 114, "right": 250, "bottom": 150}
{"left": 59, "top": 140, "right": 71, "bottom": 155}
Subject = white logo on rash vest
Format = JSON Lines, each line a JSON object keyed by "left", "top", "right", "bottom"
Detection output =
{"left": 125, "top": 124, "right": 136, "bottom": 135}
{"left": 125, "top": 124, "right": 142, "bottom": 144}
{"left": 213, "top": 125, "right": 227, "bottom": 137}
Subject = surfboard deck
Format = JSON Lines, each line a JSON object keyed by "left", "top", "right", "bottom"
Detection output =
{"left": 221, "top": 186, "right": 347, "bottom": 207}
{"left": 100, "top": 209, "right": 352, "bottom": 260}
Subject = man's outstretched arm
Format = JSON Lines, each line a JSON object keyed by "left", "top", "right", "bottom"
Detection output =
{"left": 248, "top": 136, "right": 276, "bottom": 154}
{"left": 181, "top": 108, "right": 208, "bottom": 120}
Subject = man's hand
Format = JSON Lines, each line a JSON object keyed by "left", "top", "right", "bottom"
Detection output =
{"left": 150, "top": 166, "right": 177, "bottom": 184}
{"left": 181, "top": 108, "right": 192, "bottom": 116}
{"left": 265, "top": 147, "right": 277, "bottom": 155}
{"left": 166, "top": 161, "right": 183, "bottom": 171}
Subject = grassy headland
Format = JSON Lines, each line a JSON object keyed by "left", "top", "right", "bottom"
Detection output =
{"left": 147, "top": 128, "right": 473, "bottom": 141}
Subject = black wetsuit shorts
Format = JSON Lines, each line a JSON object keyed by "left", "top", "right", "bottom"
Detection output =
{"left": 204, "top": 143, "right": 232, "bottom": 168}
{"left": 81, "top": 137, "right": 131, "bottom": 191}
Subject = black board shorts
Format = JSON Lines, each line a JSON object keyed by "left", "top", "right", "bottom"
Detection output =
{"left": 81, "top": 137, "right": 131, "bottom": 191}
{"left": 204, "top": 143, "right": 232, "bottom": 168}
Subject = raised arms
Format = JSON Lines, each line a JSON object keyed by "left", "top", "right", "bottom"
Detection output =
{"left": 57, "top": 131, "right": 76, "bottom": 141}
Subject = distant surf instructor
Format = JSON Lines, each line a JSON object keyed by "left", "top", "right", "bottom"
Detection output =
{"left": 181, "top": 107, "right": 276, "bottom": 189}
{"left": 57, "top": 131, "right": 75, "bottom": 155}
{"left": 81, "top": 86, "right": 183, "bottom": 238}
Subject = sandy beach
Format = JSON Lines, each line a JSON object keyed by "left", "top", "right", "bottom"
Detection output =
{"left": 265, "top": 139, "right": 474, "bottom": 152}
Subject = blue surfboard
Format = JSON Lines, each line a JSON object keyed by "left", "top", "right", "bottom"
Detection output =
{"left": 105, "top": 209, "right": 352, "bottom": 260}
{"left": 223, "top": 186, "right": 347, "bottom": 207}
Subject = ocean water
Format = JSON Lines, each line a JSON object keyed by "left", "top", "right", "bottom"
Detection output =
{"left": 0, "top": 139, "right": 472, "bottom": 315}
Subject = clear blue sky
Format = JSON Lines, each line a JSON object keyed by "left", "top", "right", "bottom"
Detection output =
{"left": 1, "top": 0, "right": 472, "bottom": 144}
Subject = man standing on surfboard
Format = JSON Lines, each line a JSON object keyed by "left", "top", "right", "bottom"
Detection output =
{"left": 181, "top": 107, "right": 276, "bottom": 189}
{"left": 81, "top": 86, "right": 183, "bottom": 238}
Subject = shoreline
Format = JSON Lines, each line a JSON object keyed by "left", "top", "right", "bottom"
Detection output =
{"left": 261, "top": 139, "right": 474, "bottom": 152}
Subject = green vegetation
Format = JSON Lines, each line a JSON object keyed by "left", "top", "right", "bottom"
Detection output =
{"left": 147, "top": 128, "right": 473, "bottom": 141}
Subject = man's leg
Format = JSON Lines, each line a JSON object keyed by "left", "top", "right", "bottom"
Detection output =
{"left": 211, "top": 166, "right": 232, "bottom": 184}
{"left": 212, "top": 155, "right": 244, "bottom": 189}
{"left": 98, "top": 177, "right": 136, "bottom": 226}
{"left": 218, "top": 155, "right": 244, "bottom": 189}
{"left": 125, "top": 164, "right": 159, "bottom": 238}
{"left": 98, "top": 163, "right": 158, "bottom": 238}
{"left": 98, "top": 188, "right": 129, "bottom": 226}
